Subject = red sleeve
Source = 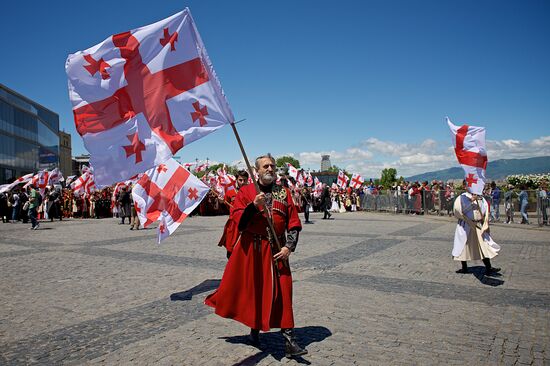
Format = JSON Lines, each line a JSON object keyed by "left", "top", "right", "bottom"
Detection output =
{"left": 231, "top": 184, "right": 257, "bottom": 230}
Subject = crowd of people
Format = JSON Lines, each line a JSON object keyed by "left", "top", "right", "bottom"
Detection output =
{"left": 1, "top": 176, "right": 548, "bottom": 228}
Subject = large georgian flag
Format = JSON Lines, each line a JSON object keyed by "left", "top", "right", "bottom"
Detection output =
{"left": 66, "top": 8, "right": 234, "bottom": 186}
{"left": 447, "top": 117, "right": 488, "bottom": 195}
{"left": 132, "top": 158, "right": 209, "bottom": 243}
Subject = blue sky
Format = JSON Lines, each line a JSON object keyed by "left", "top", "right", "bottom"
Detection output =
{"left": 1, "top": 0, "right": 549, "bottom": 178}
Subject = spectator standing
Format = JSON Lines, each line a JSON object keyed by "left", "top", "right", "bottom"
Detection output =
{"left": 11, "top": 191, "right": 20, "bottom": 222}
{"left": 538, "top": 182, "right": 548, "bottom": 225}
{"left": 518, "top": 186, "right": 529, "bottom": 224}
{"left": 118, "top": 187, "right": 131, "bottom": 224}
{"left": 0, "top": 192, "right": 9, "bottom": 223}
{"left": 490, "top": 182, "right": 501, "bottom": 222}
{"left": 504, "top": 185, "right": 514, "bottom": 224}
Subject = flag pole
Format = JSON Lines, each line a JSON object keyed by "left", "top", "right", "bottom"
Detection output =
{"left": 229, "top": 120, "right": 287, "bottom": 267}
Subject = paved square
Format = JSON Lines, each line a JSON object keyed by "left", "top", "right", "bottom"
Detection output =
{"left": 0, "top": 212, "right": 548, "bottom": 365}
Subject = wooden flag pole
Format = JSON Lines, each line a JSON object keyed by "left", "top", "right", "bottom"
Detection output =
{"left": 229, "top": 121, "right": 287, "bottom": 266}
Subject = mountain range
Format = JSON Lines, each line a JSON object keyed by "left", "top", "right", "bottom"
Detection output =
{"left": 406, "top": 156, "right": 550, "bottom": 182}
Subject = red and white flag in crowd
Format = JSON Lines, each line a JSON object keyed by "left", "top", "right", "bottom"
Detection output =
{"left": 195, "top": 162, "right": 208, "bottom": 173}
{"left": 296, "top": 171, "right": 305, "bottom": 187}
{"left": 66, "top": 8, "right": 234, "bottom": 186}
{"left": 313, "top": 181, "right": 323, "bottom": 197}
{"left": 286, "top": 163, "right": 298, "bottom": 179}
{"left": 32, "top": 170, "right": 50, "bottom": 196}
{"left": 183, "top": 162, "right": 196, "bottom": 170}
{"left": 71, "top": 167, "right": 96, "bottom": 195}
{"left": 48, "top": 168, "right": 64, "bottom": 185}
{"left": 337, "top": 170, "right": 348, "bottom": 188}
{"left": 132, "top": 158, "right": 209, "bottom": 243}
{"left": 65, "top": 175, "right": 77, "bottom": 185}
{"left": 0, "top": 173, "right": 34, "bottom": 193}
{"left": 447, "top": 117, "right": 488, "bottom": 195}
{"left": 349, "top": 173, "right": 364, "bottom": 189}
{"left": 305, "top": 171, "right": 313, "bottom": 187}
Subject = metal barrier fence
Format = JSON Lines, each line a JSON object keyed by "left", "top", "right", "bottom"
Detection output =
{"left": 358, "top": 190, "right": 549, "bottom": 227}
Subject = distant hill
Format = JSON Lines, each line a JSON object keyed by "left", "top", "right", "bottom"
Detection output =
{"left": 406, "top": 156, "right": 550, "bottom": 182}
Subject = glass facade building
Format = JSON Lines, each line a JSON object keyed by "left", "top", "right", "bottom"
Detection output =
{"left": 0, "top": 84, "right": 59, "bottom": 183}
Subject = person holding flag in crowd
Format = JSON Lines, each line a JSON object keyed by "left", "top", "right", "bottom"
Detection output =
{"left": 217, "top": 169, "right": 249, "bottom": 258}
{"left": 206, "top": 154, "right": 308, "bottom": 358}
{"left": 448, "top": 117, "right": 501, "bottom": 276}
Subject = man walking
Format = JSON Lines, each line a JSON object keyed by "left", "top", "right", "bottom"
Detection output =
{"left": 28, "top": 185, "right": 41, "bottom": 230}
{"left": 206, "top": 154, "right": 308, "bottom": 358}
{"left": 452, "top": 181, "right": 501, "bottom": 275}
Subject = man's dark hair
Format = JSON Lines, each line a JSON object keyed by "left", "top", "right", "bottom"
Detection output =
{"left": 237, "top": 170, "right": 249, "bottom": 179}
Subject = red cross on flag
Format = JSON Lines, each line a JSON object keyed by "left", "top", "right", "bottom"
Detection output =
{"left": 31, "top": 170, "right": 50, "bottom": 196}
{"left": 71, "top": 168, "right": 96, "bottom": 195}
{"left": 337, "top": 170, "right": 348, "bottom": 188}
{"left": 447, "top": 117, "right": 487, "bottom": 195}
{"left": 349, "top": 173, "right": 364, "bottom": 189}
{"left": 131, "top": 158, "right": 209, "bottom": 243}
{"left": 66, "top": 8, "right": 234, "bottom": 186}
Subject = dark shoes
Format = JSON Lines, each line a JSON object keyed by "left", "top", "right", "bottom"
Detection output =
{"left": 486, "top": 267, "right": 501, "bottom": 276}
{"left": 282, "top": 329, "right": 308, "bottom": 358}
{"left": 248, "top": 329, "right": 260, "bottom": 347}
{"left": 456, "top": 268, "right": 468, "bottom": 274}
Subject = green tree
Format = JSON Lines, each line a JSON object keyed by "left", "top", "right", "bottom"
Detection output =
{"left": 380, "top": 168, "right": 397, "bottom": 188}
{"left": 276, "top": 156, "right": 300, "bottom": 169}
{"left": 327, "top": 165, "right": 341, "bottom": 173}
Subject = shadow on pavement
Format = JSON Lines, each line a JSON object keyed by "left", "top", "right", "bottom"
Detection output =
{"left": 468, "top": 266, "right": 504, "bottom": 287}
{"left": 223, "top": 325, "right": 332, "bottom": 365}
{"left": 170, "top": 279, "right": 221, "bottom": 301}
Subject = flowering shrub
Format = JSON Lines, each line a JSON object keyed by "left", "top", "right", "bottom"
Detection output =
{"left": 506, "top": 173, "right": 550, "bottom": 189}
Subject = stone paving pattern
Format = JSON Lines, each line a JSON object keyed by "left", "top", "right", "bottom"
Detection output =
{"left": 0, "top": 212, "right": 548, "bottom": 365}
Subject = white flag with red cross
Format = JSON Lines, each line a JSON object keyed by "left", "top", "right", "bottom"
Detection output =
{"left": 349, "top": 173, "right": 364, "bottom": 189}
{"left": 447, "top": 117, "right": 487, "bottom": 195}
{"left": 0, "top": 173, "right": 34, "bottom": 193}
{"left": 132, "top": 158, "right": 209, "bottom": 243}
{"left": 71, "top": 167, "right": 96, "bottom": 195}
{"left": 337, "top": 170, "right": 348, "bottom": 188}
{"left": 305, "top": 171, "right": 313, "bottom": 187}
{"left": 286, "top": 163, "right": 298, "bottom": 179}
{"left": 66, "top": 8, "right": 234, "bottom": 186}
{"left": 31, "top": 170, "right": 50, "bottom": 196}
{"left": 48, "top": 168, "right": 64, "bottom": 185}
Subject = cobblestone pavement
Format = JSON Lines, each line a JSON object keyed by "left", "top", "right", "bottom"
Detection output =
{"left": 0, "top": 212, "right": 548, "bottom": 365}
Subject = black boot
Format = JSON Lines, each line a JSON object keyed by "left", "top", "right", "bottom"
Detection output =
{"left": 456, "top": 261, "right": 468, "bottom": 274}
{"left": 248, "top": 328, "right": 260, "bottom": 347}
{"left": 281, "top": 329, "right": 308, "bottom": 358}
{"left": 483, "top": 258, "right": 501, "bottom": 275}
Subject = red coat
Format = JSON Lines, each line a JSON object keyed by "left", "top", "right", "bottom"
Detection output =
{"left": 218, "top": 189, "right": 239, "bottom": 252}
{"left": 205, "top": 183, "right": 302, "bottom": 331}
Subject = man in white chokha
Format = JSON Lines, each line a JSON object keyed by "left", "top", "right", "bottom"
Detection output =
{"left": 452, "top": 180, "right": 501, "bottom": 275}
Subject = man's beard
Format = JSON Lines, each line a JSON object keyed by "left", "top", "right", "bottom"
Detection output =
{"left": 260, "top": 172, "right": 274, "bottom": 185}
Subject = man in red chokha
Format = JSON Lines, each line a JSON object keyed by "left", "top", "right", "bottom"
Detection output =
{"left": 218, "top": 170, "right": 249, "bottom": 259}
{"left": 205, "top": 153, "right": 308, "bottom": 358}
